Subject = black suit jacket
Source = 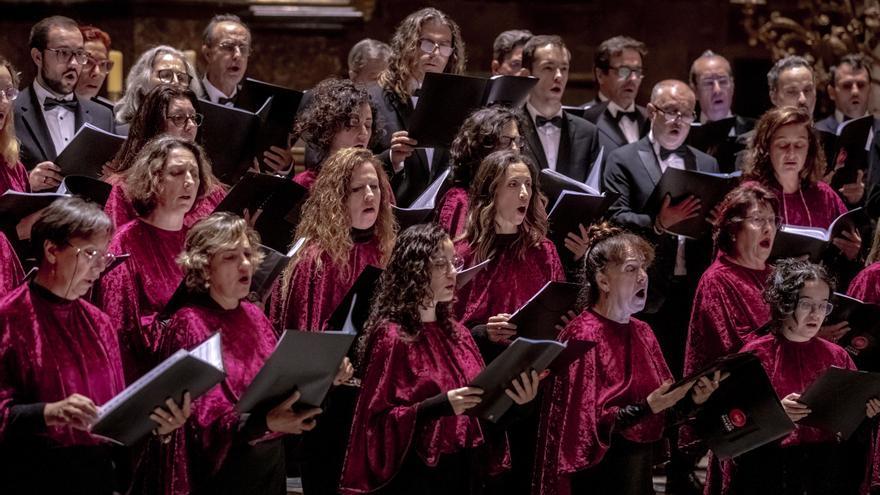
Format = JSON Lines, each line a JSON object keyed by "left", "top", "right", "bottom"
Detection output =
{"left": 687, "top": 114, "right": 756, "bottom": 173}
{"left": 581, "top": 101, "right": 649, "bottom": 157}
{"left": 603, "top": 136, "right": 719, "bottom": 312}
{"left": 368, "top": 85, "right": 449, "bottom": 207}
{"left": 14, "top": 84, "right": 116, "bottom": 169}
{"left": 520, "top": 106, "right": 602, "bottom": 184}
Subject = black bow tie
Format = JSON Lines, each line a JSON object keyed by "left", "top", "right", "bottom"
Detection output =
{"left": 43, "top": 97, "right": 77, "bottom": 112}
{"left": 659, "top": 145, "right": 688, "bottom": 161}
{"left": 536, "top": 115, "right": 563, "bottom": 128}
{"left": 612, "top": 109, "right": 639, "bottom": 123}
{"left": 218, "top": 96, "right": 235, "bottom": 105}
{"left": 412, "top": 88, "right": 423, "bottom": 98}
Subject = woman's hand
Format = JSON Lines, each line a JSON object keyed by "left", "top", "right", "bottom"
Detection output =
{"left": 44, "top": 393, "right": 99, "bottom": 430}
{"left": 564, "top": 224, "right": 590, "bottom": 260}
{"left": 504, "top": 370, "right": 541, "bottom": 405}
{"left": 150, "top": 392, "right": 192, "bottom": 436}
{"left": 333, "top": 357, "right": 355, "bottom": 386}
{"left": 646, "top": 379, "right": 691, "bottom": 414}
{"left": 447, "top": 386, "right": 483, "bottom": 415}
{"left": 818, "top": 321, "right": 850, "bottom": 342}
{"left": 29, "top": 161, "right": 63, "bottom": 191}
{"left": 389, "top": 131, "right": 417, "bottom": 170}
{"left": 262, "top": 146, "right": 294, "bottom": 174}
{"left": 486, "top": 313, "right": 517, "bottom": 343}
{"left": 781, "top": 393, "right": 811, "bottom": 422}
{"left": 831, "top": 229, "right": 862, "bottom": 261}
{"left": 690, "top": 370, "right": 726, "bottom": 405}
{"left": 866, "top": 398, "right": 880, "bottom": 419}
{"left": 266, "top": 390, "right": 322, "bottom": 434}
{"left": 838, "top": 169, "right": 865, "bottom": 205}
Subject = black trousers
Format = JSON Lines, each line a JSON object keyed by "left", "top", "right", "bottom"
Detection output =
{"left": 0, "top": 444, "right": 116, "bottom": 495}
{"left": 730, "top": 442, "right": 857, "bottom": 495}
{"left": 375, "top": 449, "right": 482, "bottom": 495}
{"left": 569, "top": 436, "right": 656, "bottom": 495}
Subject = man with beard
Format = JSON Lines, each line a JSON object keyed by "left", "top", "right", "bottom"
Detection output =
{"left": 14, "top": 16, "right": 115, "bottom": 189}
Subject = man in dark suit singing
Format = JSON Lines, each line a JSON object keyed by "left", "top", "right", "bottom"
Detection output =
{"left": 14, "top": 15, "right": 115, "bottom": 190}
{"left": 582, "top": 36, "right": 650, "bottom": 156}
{"left": 519, "top": 34, "right": 602, "bottom": 185}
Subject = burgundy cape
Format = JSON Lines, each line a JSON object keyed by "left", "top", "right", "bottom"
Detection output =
{"left": 339, "top": 319, "right": 509, "bottom": 494}
{"left": 275, "top": 236, "right": 384, "bottom": 333}
{"left": 103, "top": 176, "right": 227, "bottom": 229}
{"left": 532, "top": 309, "right": 672, "bottom": 495}
{"left": 0, "top": 283, "right": 125, "bottom": 447}
{"left": 0, "top": 159, "right": 29, "bottom": 194}
{"left": 0, "top": 232, "right": 22, "bottom": 294}
{"left": 848, "top": 262, "right": 880, "bottom": 304}
{"left": 453, "top": 237, "right": 564, "bottom": 329}
{"left": 292, "top": 170, "right": 318, "bottom": 191}
{"left": 684, "top": 256, "right": 772, "bottom": 375}
{"left": 437, "top": 186, "right": 469, "bottom": 239}
{"left": 98, "top": 218, "right": 185, "bottom": 381}
{"left": 757, "top": 180, "right": 847, "bottom": 229}
{"left": 143, "top": 299, "right": 279, "bottom": 495}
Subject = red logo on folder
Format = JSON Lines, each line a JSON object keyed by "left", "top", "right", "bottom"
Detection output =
{"left": 728, "top": 409, "right": 747, "bottom": 428}
{"left": 851, "top": 336, "right": 869, "bottom": 350}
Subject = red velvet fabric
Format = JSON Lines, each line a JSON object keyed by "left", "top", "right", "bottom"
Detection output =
{"left": 684, "top": 256, "right": 772, "bottom": 375}
{"left": 453, "top": 237, "right": 564, "bottom": 329}
{"left": 533, "top": 309, "right": 672, "bottom": 495}
{"left": 275, "top": 238, "right": 384, "bottom": 333}
{"left": 339, "top": 319, "right": 509, "bottom": 494}
{"left": 756, "top": 180, "right": 847, "bottom": 229}
{"left": 0, "top": 159, "right": 29, "bottom": 193}
{"left": 292, "top": 170, "right": 317, "bottom": 191}
{"left": 97, "top": 219, "right": 185, "bottom": 381}
{"left": 150, "top": 299, "right": 279, "bottom": 495}
{"left": 0, "top": 232, "right": 22, "bottom": 294}
{"left": 0, "top": 284, "right": 125, "bottom": 446}
{"left": 103, "top": 176, "right": 227, "bottom": 229}
{"left": 437, "top": 186, "right": 469, "bottom": 239}
{"left": 848, "top": 262, "right": 880, "bottom": 304}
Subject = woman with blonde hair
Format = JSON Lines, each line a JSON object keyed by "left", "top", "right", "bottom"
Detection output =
{"left": 0, "top": 55, "right": 30, "bottom": 193}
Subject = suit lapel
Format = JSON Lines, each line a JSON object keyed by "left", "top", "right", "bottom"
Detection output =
{"left": 22, "top": 86, "right": 57, "bottom": 161}
{"left": 522, "top": 110, "right": 550, "bottom": 170}
{"left": 637, "top": 138, "right": 662, "bottom": 186}
{"left": 598, "top": 110, "right": 628, "bottom": 148}
{"left": 556, "top": 114, "right": 574, "bottom": 176}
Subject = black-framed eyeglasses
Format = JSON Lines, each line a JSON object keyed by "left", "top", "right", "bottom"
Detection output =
{"left": 609, "top": 65, "right": 643, "bottom": 80}
{"left": 795, "top": 299, "right": 834, "bottom": 316}
{"left": 653, "top": 105, "right": 696, "bottom": 124}
{"left": 492, "top": 135, "right": 525, "bottom": 150}
{"left": 418, "top": 38, "right": 454, "bottom": 57}
{"left": 68, "top": 243, "right": 117, "bottom": 267}
{"left": 45, "top": 47, "right": 89, "bottom": 65}
{"left": 156, "top": 69, "right": 192, "bottom": 86}
{"left": 84, "top": 56, "right": 115, "bottom": 74}
{"left": 740, "top": 215, "right": 779, "bottom": 230}
{"left": 166, "top": 113, "right": 204, "bottom": 128}
{"left": 698, "top": 76, "right": 732, "bottom": 90}
{"left": 215, "top": 41, "right": 251, "bottom": 57}
{"left": 0, "top": 86, "right": 19, "bottom": 102}
{"left": 431, "top": 255, "right": 465, "bottom": 274}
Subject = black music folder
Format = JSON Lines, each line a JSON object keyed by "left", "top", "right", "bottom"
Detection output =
{"left": 198, "top": 97, "right": 273, "bottom": 183}
{"left": 547, "top": 190, "right": 618, "bottom": 253}
{"left": 392, "top": 167, "right": 450, "bottom": 224}
{"left": 798, "top": 366, "right": 880, "bottom": 440}
{"left": 326, "top": 265, "right": 384, "bottom": 334}
{"left": 645, "top": 168, "right": 742, "bottom": 239}
{"left": 468, "top": 337, "right": 569, "bottom": 422}
{"left": 242, "top": 78, "right": 305, "bottom": 171}
{"left": 819, "top": 115, "right": 874, "bottom": 189}
{"left": 508, "top": 281, "right": 581, "bottom": 340}
{"left": 828, "top": 292, "right": 880, "bottom": 371}
{"left": 55, "top": 123, "right": 125, "bottom": 179}
{"left": 57, "top": 175, "right": 112, "bottom": 207}
{"left": 769, "top": 207, "right": 868, "bottom": 262}
{"left": 236, "top": 330, "right": 356, "bottom": 412}
{"left": 91, "top": 333, "right": 225, "bottom": 445}
{"left": 408, "top": 72, "right": 537, "bottom": 147}
{"left": 0, "top": 190, "right": 67, "bottom": 231}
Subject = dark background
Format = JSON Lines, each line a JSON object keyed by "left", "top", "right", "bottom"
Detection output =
{"left": 0, "top": 0, "right": 809, "bottom": 118}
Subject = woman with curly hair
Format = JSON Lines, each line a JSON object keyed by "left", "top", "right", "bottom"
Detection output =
{"left": 340, "top": 223, "right": 539, "bottom": 495}
{"left": 103, "top": 84, "right": 226, "bottom": 229}
{"left": 0, "top": 54, "right": 37, "bottom": 193}
{"left": 439, "top": 106, "right": 525, "bottom": 238}
{"left": 369, "top": 7, "right": 466, "bottom": 206}
{"left": 534, "top": 222, "right": 719, "bottom": 495}
{"left": 97, "top": 136, "right": 218, "bottom": 382}
{"left": 292, "top": 78, "right": 377, "bottom": 191}
{"left": 133, "top": 212, "right": 340, "bottom": 495}
{"left": 714, "top": 259, "right": 880, "bottom": 495}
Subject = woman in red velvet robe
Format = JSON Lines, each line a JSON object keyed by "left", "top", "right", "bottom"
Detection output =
{"left": 533, "top": 222, "right": 719, "bottom": 495}
{"left": 341, "top": 223, "right": 539, "bottom": 495}
{"left": 848, "top": 228, "right": 880, "bottom": 303}
{"left": 290, "top": 78, "right": 377, "bottom": 191}
{"left": 0, "top": 231, "right": 22, "bottom": 294}
{"left": 0, "top": 56, "right": 36, "bottom": 195}
{"left": 0, "top": 197, "right": 187, "bottom": 494}
{"left": 103, "top": 84, "right": 226, "bottom": 229}
{"left": 98, "top": 136, "right": 220, "bottom": 382}
{"left": 136, "top": 212, "right": 340, "bottom": 495}
{"left": 715, "top": 259, "right": 880, "bottom": 495}
{"left": 684, "top": 182, "right": 779, "bottom": 376}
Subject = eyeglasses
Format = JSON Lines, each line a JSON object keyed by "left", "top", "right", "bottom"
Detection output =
{"left": 68, "top": 244, "right": 117, "bottom": 267}
{"left": 699, "top": 77, "right": 732, "bottom": 90}
{"left": 215, "top": 41, "right": 251, "bottom": 57}
{"left": 418, "top": 38, "right": 454, "bottom": 57}
{"left": 0, "top": 86, "right": 19, "bottom": 102}
{"left": 796, "top": 299, "right": 834, "bottom": 316}
{"left": 431, "top": 255, "right": 465, "bottom": 274}
{"left": 653, "top": 105, "right": 696, "bottom": 124}
{"left": 84, "top": 56, "right": 115, "bottom": 74}
{"left": 45, "top": 47, "right": 89, "bottom": 64}
{"left": 156, "top": 69, "right": 192, "bottom": 86}
{"left": 166, "top": 113, "right": 204, "bottom": 128}
{"left": 493, "top": 135, "right": 525, "bottom": 150}
{"left": 609, "top": 65, "right": 644, "bottom": 80}
{"left": 742, "top": 215, "right": 778, "bottom": 229}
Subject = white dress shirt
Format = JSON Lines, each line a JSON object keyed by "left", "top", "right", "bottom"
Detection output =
{"left": 409, "top": 93, "right": 435, "bottom": 172}
{"left": 202, "top": 77, "right": 236, "bottom": 106}
{"left": 649, "top": 131, "right": 688, "bottom": 276}
{"left": 33, "top": 80, "right": 76, "bottom": 156}
{"left": 526, "top": 101, "right": 563, "bottom": 171}
{"left": 607, "top": 99, "right": 641, "bottom": 144}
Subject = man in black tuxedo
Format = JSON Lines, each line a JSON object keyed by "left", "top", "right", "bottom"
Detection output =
{"left": 519, "top": 35, "right": 602, "bottom": 185}
{"left": 14, "top": 16, "right": 115, "bottom": 190}
{"left": 687, "top": 50, "right": 755, "bottom": 172}
{"left": 581, "top": 36, "right": 650, "bottom": 156}
{"left": 490, "top": 29, "right": 532, "bottom": 76}
{"left": 816, "top": 54, "right": 873, "bottom": 134}
{"left": 604, "top": 79, "right": 718, "bottom": 494}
